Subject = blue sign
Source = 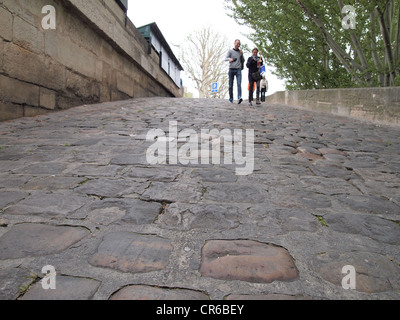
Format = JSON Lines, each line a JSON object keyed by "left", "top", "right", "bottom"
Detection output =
{"left": 212, "top": 82, "right": 218, "bottom": 93}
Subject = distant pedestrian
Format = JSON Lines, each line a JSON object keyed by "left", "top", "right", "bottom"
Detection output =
{"left": 260, "top": 72, "right": 268, "bottom": 103}
{"left": 225, "top": 39, "right": 245, "bottom": 104}
{"left": 246, "top": 48, "right": 263, "bottom": 106}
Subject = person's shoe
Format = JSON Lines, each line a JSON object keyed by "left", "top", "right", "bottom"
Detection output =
{"left": 229, "top": 99, "right": 233, "bottom": 103}
{"left": 256, "top": 98, "right": 261, "bottom": 105}
{"left": 249, "top": 101, "right": 253, "bottom": 106}
{"left": 238, "top": 98, "right": 243, "bottom": 105}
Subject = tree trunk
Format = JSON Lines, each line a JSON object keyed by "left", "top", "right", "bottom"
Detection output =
{"left": 370, "top": 11, "right": 385, "bottom": 85}
{"left": 376, "top": 5, "right": 396, "bottom": 86}
{"left": 393, "top": 3, "right": 400, "bottom": 76}
{"left": 338, "top": 0, "right": 371, "bottom": 84}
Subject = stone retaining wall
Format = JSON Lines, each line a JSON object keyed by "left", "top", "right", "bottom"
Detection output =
{"left": 0, "top": 0, "right": 183, "bottom": 121}
{"left": 267, "top": 87, "right": 400, "bottom": 125}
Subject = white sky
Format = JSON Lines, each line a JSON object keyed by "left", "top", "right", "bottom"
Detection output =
{"left": 127, "top": 0, "right": 286, "bottom": 98}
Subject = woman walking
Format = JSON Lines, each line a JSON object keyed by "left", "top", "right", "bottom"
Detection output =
{"left": 246, "top": 48, "right": 263, "bottom": 106}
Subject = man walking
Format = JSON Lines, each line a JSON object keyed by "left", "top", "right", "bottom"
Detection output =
{"left": 226, "top": 39, "right": 244, "bottom": 104}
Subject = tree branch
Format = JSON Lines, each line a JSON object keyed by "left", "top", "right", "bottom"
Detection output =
{"left": 338, "top": 0, "right": 371, "bottom": 84}
{"left": 295, "top": 0, "right": 364, "bottom": 76}
{"left": 393, "top": 2, "right": 400, "bottom": 72}
{"left": 375, "top": 5, "right": 396, "bottom": 85}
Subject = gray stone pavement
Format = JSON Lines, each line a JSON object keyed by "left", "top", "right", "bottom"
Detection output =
{"left": 0, "top": 97, "right": 399, "bottom": 300}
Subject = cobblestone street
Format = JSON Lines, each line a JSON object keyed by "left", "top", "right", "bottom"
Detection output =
{"left": 0, "top": 97, "right": 399, "bottom": 300}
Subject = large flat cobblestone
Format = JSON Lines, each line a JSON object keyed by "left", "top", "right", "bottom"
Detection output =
{"left": 0, "top": 97, "right": 399, "bottom": 300}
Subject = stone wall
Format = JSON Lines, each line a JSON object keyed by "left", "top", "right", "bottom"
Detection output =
{"left": 0, "top": 0, "right": 183, "bottom": 121}
{"left": 267, "top": 87, "right": 400, "bottom": 125}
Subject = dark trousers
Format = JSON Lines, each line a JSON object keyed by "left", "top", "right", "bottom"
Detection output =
{"left": 261, "top": 88, "right": 266, "bottom": 102}
{"left": 248, "top": 77, "right": 261, "bottom": 102}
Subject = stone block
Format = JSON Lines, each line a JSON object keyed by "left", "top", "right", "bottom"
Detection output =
{"left": 19, "top": 276, "right": 101, "bottom": 300}
{"left": 0, "top": 6, "right": 13, "bottom": 41}
{"left": 105, "top": 0, "right": 127, "bottom": 24}
{"left": 56, "top": 94, "right": 83, "bottom": 110}
{"left": 110, "top": 89, "right": 130, "bottom": 101}
{"left": 13, "top": 15, "right": 44, "bottom": 54}
{"left": 3, "top": 42, "right": 45, "bottom": 85}
{"left": 323, "top": 211, "right": 400, "bottom": 244}
{"left": 204, "top": 184, "right": 266, "bottom": 203}
{"left": 63, "top": 11, "right": 101, "bottom": 54}
{"left": 0, "top": 39, "right": 4, "bottom": 72}
{"left": 95, "top": 60, "right": 103, "bottom": 82}
{"left": 268, "top": 87, "right": 400, "bottom": 125}
{"left": 0, "top": 74, "right": 40, "bottom": 106}
{"left": 44, "top": 31, "right": 96, "bottom": 79}
{"left": 0, "top": 191, "right": 27, "bottom": 210}
{"left": 40, "top": 87, "right": 56, "bottom": 110}
{"left": 100, "top": 62, "right": 114, "bottom": 87}
{"left": 313, "top": 252, "right": 400, "bottom": 293}
{"left": 113, "top": 23, "right": 134, "bottom": 57}
{"left": 127, "top": 167, "right": 182, "bottom": 182}
{"left": 0, "top": 101, "right": 24, "bottom": 121}
{"left": 99, "top": 83, "right": 111, "bottom": 103}
{"left": 100, "top": 40, "right": 114, "bottom": 63}
{"left": 74, "top": 178, "right": 146, "bottom": 198}
{"left": 110, "top": 285, "right": 209, "bottom": 300}
{"left": 4, "top": 191, "right": 89, "bottom": 218}
{"left": 315, "top": 101, "right": 333, "bottom": 113}
{"left": 89, "top": 232, "right": 172, "bottom": 273}
{"left": 158, "top": 203, "right": 240, "bottom": 231}
{"left": 0, "top": 224, "right": 89, "bottom": 260}
{"left": 141, "top": 182, "right": 202, "bottom": 204}
{"left": 116, "top": 72, "right": 134, "bottom": 97}
{"left": 5, "top": 0, "right": 50, "bottom": 27}
{"left": 134, "top": 84, "right": 148, "bottom": 98}
{"left": 21, "top": 176, "right": 85, "bottom": 191}
{"left": 67, "top": 0, "right": 114, "bottom": 43}
{"left": 42, "top": 57, "right": 67, "bottom": 91}
{"left": 22, "top": 106, "right": 50, "bottom": 118}
{"left": 200, "top": 240, "right": 299, "bottom": 284}
{"left": 0, "top": 267, "right": 37, "bottom": 300}
{"left": 87, "top": 198, "right": 162, "bottom": 225}
{"left": 66, "top": 70, "right": 91, "bottom": 99}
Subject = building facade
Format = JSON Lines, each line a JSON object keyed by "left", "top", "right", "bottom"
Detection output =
{"left": 138, "top": 23, "right": 183, "bottom": 89}
{"left": 0, "top": 0, "right": 183, "bottom": 121}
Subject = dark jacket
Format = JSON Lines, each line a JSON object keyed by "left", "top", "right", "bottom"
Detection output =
{"left": 246, "top": 56, "right": 263, "bottom": 74}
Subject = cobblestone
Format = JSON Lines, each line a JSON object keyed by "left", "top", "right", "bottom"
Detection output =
{"left": 0, "top": 97, "right": 399, "bottom": 300}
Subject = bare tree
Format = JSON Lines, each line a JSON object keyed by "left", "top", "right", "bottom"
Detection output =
{"left": 181, "top": 26, "right": 230, "bottom": 98}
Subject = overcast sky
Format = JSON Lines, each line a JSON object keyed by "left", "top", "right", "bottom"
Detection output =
{"left": 127, "top": 0, "right": 286, "bottom": 97}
